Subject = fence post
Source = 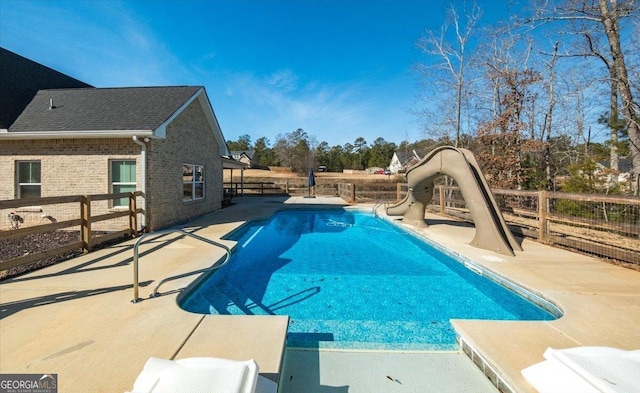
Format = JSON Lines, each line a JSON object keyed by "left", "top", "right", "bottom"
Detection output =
{"left": 350, "top": 183, "right": 356, "bottom": 203}
{"left": 439, "top": 185, "right": 445, "bottom": 215}
{"left": 538, "top": 190, "right": 548, "bottom": 243}
{"left": 81, "top": 195, "right": 92, "bottom": 252}
{"left": 396, "top": 183, "right": 402, "bottom": 201}
{"left": 286, "top": 180, "right": 289, "bottom": 194}
{"left": 129, "top": 192, "right": 137, "bottom": 235}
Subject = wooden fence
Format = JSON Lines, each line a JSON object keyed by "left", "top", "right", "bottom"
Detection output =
{"left": 224, "top": 180, "right": 341, "bottom": 197}
{"left": 393, "top": 185, "right": 639, "bottom": 265}
{"left": 224, "top": 181, "right": 286, "bottom": 196}
{"left": 0, "top": 192, "right": 142, "bottom": 274}
{"left": 337, "top": 183, "right": 356, "bottom": 203}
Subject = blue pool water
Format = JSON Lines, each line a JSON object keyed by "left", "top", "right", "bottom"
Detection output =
{"left": 179, "top": 209, "right": 558, "bottom": 350}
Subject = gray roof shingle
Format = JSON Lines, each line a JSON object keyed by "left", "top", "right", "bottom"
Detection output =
{"left": 9, "top": 86, "right": 202, "bottom": 132}
{"left": 0, "top": 47, "right": 92, "bottom": 129}
{"left": 599, "top": 157, "right": 634, "bottom": 173}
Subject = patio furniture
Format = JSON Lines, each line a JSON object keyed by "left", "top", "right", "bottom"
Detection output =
{"left": 521, "top": 346, "right": 640, "bottom": 393}
{"left": 127, "top": 356, "right": 276, "bottom": 393}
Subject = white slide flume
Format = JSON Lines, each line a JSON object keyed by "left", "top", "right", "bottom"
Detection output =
{"left": 386, "top": 146, "right": 522, "bottom": 256}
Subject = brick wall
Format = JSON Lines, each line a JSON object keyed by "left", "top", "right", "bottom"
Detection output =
{"left": 0, "top": 138, "right": 141, "bottom": 231}
{"left": 146, "top": 98, "right": 223, "bottom": 230}
{"left": 0, "top": 138, "right": 139, "bottom": 198}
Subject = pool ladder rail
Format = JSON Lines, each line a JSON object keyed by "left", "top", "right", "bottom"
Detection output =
{"left": 372, "top": 201, "right": 388, "bottom": 217}
{"left": 131, "top": 228, "right": 231, "bottom": 304}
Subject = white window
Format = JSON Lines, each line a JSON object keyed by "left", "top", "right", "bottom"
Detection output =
{"left": 17, "top": 161, "right": 41, "bottom": 198}
{"left": 183, "top": 164, "right": 205, "bottom": 201}
{"left": 110, "top": 160, "right": 136, "bottom": 207}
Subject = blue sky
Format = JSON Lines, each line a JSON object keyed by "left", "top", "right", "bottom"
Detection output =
{"left": 1, "top": 0, "right": 524, "bottom": 147}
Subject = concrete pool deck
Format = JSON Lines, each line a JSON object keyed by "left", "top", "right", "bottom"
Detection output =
{"left": 1, "top": 196, "right": 639, "bottom": 392}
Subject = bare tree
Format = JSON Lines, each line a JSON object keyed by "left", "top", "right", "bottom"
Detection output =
{"left": 538, "top": 24, "right": 623, "bottom": 170}
{"left": 584, "top": 33, "right": 623, "bottom": 171}
{"left": 543, "top": 41, "right": 560, "bottom": 189}
{"left": 530, "top": 0, "right": 640, "bottom": 191}
{"left": 416, "top": 2, "right": 482, "bottom": 147}
{"left": 475, "top": 29, "right": 549, "bottom": 190}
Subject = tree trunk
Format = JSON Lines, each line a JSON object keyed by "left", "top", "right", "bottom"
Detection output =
{"left": 609, "top": 70, "right": 619, "bottom": 172}
{"left": 544, "top": 42, "right": 558, "bottom": 190}
{"left": 598, "top": 0, "right": 640, "bottom": 188}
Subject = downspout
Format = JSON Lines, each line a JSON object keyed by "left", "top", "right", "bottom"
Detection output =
{"left": 132, "top": 136, "right": 148, "bottom": 231}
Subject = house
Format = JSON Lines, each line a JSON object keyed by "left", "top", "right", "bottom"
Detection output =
{"left": 229, "top": 150, "right": 260, "bottom": 168}
{"left": 0, "top": 48, "right": 233, "bottom": 231}
{"left": 597, "top": 158, "right": 634, "bottom": 183}
{"left": 389, "top": 150, "right": 422, "bottom": 174}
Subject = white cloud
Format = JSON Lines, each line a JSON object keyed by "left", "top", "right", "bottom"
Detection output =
{"left": 207, "top": 68, "right": 419, "bottom": 146}
{"left": 216, "top": 70, "right": 380, "bottom": 144}
{"left": 264, "top": 69, "right": 299, "bottom": 92}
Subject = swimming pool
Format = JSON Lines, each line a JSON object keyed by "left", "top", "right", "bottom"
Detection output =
{"left": 179, "top": 209, "right": 559, "bottom": 350}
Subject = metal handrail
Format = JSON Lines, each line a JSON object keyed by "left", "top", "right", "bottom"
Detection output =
{"left": 131, "top": 228, "right": 231, "bottom": 303}
{"left": 372, "top": 200, "right": 388, "bottom": 217}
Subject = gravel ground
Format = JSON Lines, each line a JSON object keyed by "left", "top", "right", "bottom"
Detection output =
{"left": 0, "top": 230, "right": 121, "bottom": 280}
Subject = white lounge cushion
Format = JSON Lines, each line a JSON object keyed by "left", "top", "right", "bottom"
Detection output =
{"left": 522, "top": 346, "right": 640, "bottom": 393}
{"left": 128, "top": 357, "right": 259, "bottom": 393}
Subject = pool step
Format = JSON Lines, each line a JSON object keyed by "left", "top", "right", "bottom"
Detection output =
{"left": 287, "top": 319, "right": 457, "bottom": 350}
{"left": 183, "top": 282, "right": 241, "bottom": 315}
{"left": 215, "top": 280, "right": 272, "bottom": 315}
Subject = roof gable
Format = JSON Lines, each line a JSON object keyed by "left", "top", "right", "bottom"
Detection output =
{"left": 394, "top": 151, "right": 415, "bottom": 164}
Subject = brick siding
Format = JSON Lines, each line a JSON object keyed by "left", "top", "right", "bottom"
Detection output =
{"left": 146, "top": 98, "right": 222, "bottom": 230}
{"left": 0, "top": 138, "right": 140, "bottom": 231}
{"left": 0, "top": 98, "right": 223, "bottom": 232}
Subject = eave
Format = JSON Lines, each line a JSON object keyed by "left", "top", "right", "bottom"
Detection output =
{"left": 0, "top": 129, "right": 155, "bottom": 140}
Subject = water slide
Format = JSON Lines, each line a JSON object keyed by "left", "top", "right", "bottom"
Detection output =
{"left": 386, "top": 146, "right": 522, "bottom": 256}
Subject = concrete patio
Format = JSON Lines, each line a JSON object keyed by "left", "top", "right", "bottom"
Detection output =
{"left": 1, "top": 196, "right": 638, "bottom": 392}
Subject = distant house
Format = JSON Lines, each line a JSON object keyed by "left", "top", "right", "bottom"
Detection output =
{"left": 229, "top": 150, "right": 260, "bottom": 168}
{"left": 597, "top": 158, "right": 634, "bottom": 183}
{"left": 0, "top": 48, "right": 232, "bottom": 231}
{"left": 389, "top": 150, "right": 423, "bottom": 174}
